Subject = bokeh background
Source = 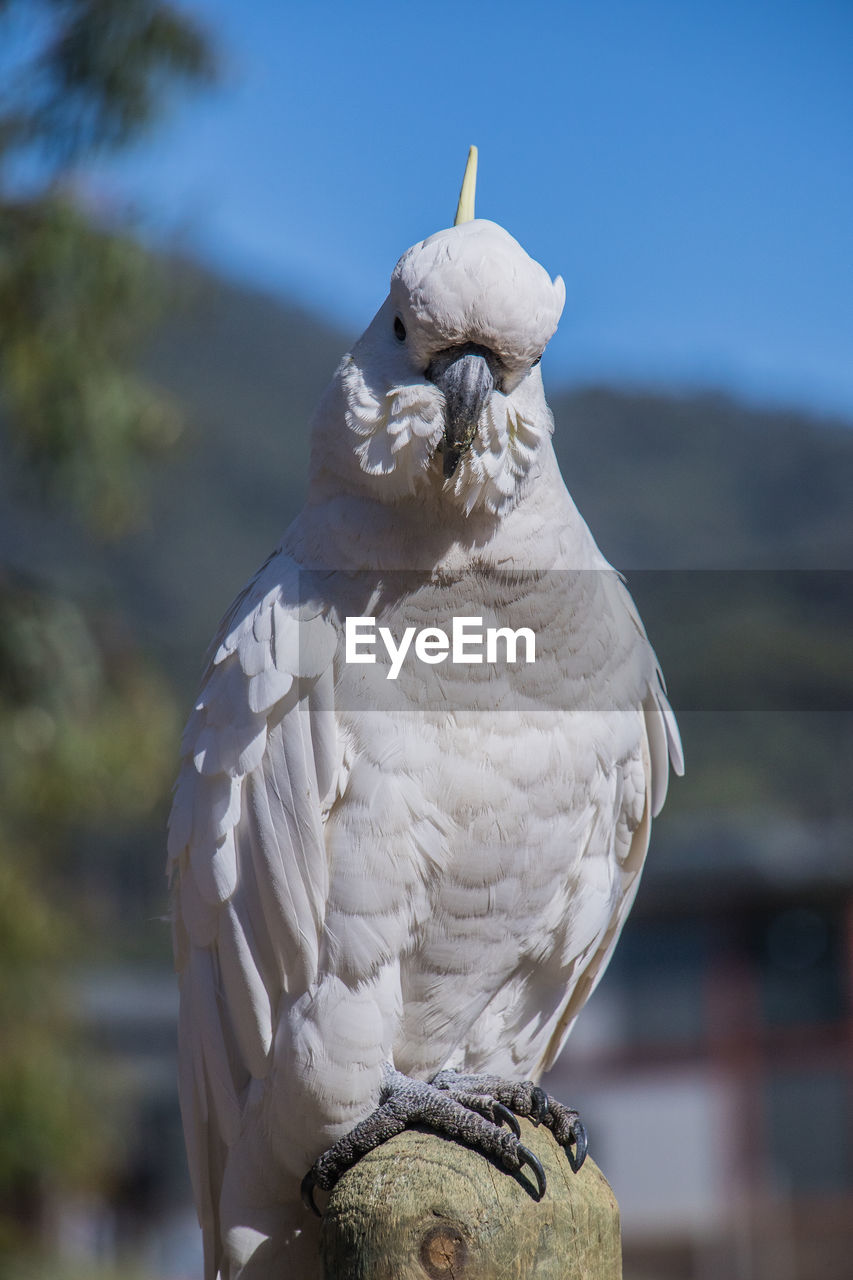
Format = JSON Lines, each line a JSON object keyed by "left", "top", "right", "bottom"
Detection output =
{"left": 0, "top": 2, "right": 851, "bottom": 1278}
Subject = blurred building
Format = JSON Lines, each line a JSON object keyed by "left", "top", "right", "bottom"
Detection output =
{"left": 548, "top": 814, "right": 853, "bottom": 1280}
{"left": 66, "top": 970, "right": 202, "bottom": 1279}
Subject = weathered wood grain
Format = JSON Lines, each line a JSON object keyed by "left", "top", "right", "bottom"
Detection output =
{"left": 320, "top": 1118, "right": 621, "bottom": 1279}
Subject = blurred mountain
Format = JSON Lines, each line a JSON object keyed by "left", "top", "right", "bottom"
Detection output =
{"left": 2, "top": 262, "right": 851, "bottom": 921}
{"left": 6, "top": 261, "right": 851, "bottom": 670}
{"left": 556, "top": 386, "right": 853, "bottom": 572}
{"left": 136, "top": 270, "right": 853, "bottom": 674}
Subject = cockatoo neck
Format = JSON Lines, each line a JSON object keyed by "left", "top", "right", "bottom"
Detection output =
{"left": 293, "top": 438, "right": 574, "bottom": 576}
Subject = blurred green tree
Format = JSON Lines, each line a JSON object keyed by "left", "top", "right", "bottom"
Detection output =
{"left": 1, "top": 0, "right": 214, "bottom": 532}
{"left": 0, "top": 0, "right": 214, "bottom": 1258}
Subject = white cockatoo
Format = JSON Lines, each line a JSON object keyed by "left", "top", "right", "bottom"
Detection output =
{"left": 168, "top": 149, "right": 683, "bottom": 1279}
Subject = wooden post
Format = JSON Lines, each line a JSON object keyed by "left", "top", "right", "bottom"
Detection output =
{"left": 320, "top": 1117, "right": 622, "bottom": 1279}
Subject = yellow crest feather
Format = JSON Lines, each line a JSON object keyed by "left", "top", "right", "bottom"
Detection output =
{"left": 454, "top": 146, "right": 478, "bottom": 225}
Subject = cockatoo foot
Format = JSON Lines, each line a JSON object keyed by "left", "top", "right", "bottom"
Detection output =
{"left": 300, "top": 1067, "right": 546, "bottom": 1216}
{"left": 432, "top": 1070, "right": 589, "bottom": 1174}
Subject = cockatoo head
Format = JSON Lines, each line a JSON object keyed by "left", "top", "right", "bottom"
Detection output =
{"left": 323, "top": 152, "right": 565, "bottom": 516}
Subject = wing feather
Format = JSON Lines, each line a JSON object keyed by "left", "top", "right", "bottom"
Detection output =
{"left": 217, "top": 901, "right": 274, "bottom": 1076}
{"left": 539, "top": 664, "right": 682, "bottom": 1074}
{"left": 179, "top": 862, "right": 219, "bottom": 948}
{"left": 168, "top": 549, "right": 341, "bottom": 1277}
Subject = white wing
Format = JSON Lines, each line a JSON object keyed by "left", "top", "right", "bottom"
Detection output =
{"left": 167, "top": 549, "right": 339, "bottom": 1280}
{"left": 539, "top": 573, "right": 684, "bottom": 1074}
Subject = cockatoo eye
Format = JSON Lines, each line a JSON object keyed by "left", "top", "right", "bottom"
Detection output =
{"left": 531, "top": 355, "right": 541, "bottom": 367}
{"left": 393, "top": 316, "right": 407, "bottom": 342}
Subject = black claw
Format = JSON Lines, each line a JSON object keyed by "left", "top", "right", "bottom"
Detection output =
{"left": 493, "top": 1102, "right": 521, "bottom": 1138}
{"left": 300, "top": 1171, "right": 322, "bottom": 1217}
{"left": 517, "top": 1144, "right": 547, "bottom": 1200}
{"left": 567, "top": 1118, "right": 589, "bottom": 1173}
{"left": 530, "top": 1086, "right": 548, "bottom": 1124}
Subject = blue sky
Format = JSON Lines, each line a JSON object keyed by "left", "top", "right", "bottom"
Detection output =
{"left": 94, "top": 0, "right": 852, "bottom": 417}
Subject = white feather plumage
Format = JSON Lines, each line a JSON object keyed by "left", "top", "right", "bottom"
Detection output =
{"left": 169, "top": 217, "right": 682, "bottom": 1278}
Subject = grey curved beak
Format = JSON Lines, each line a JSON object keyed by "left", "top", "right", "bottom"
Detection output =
{"left": 426, "top": 343, "right": 499, "bottom": 478}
